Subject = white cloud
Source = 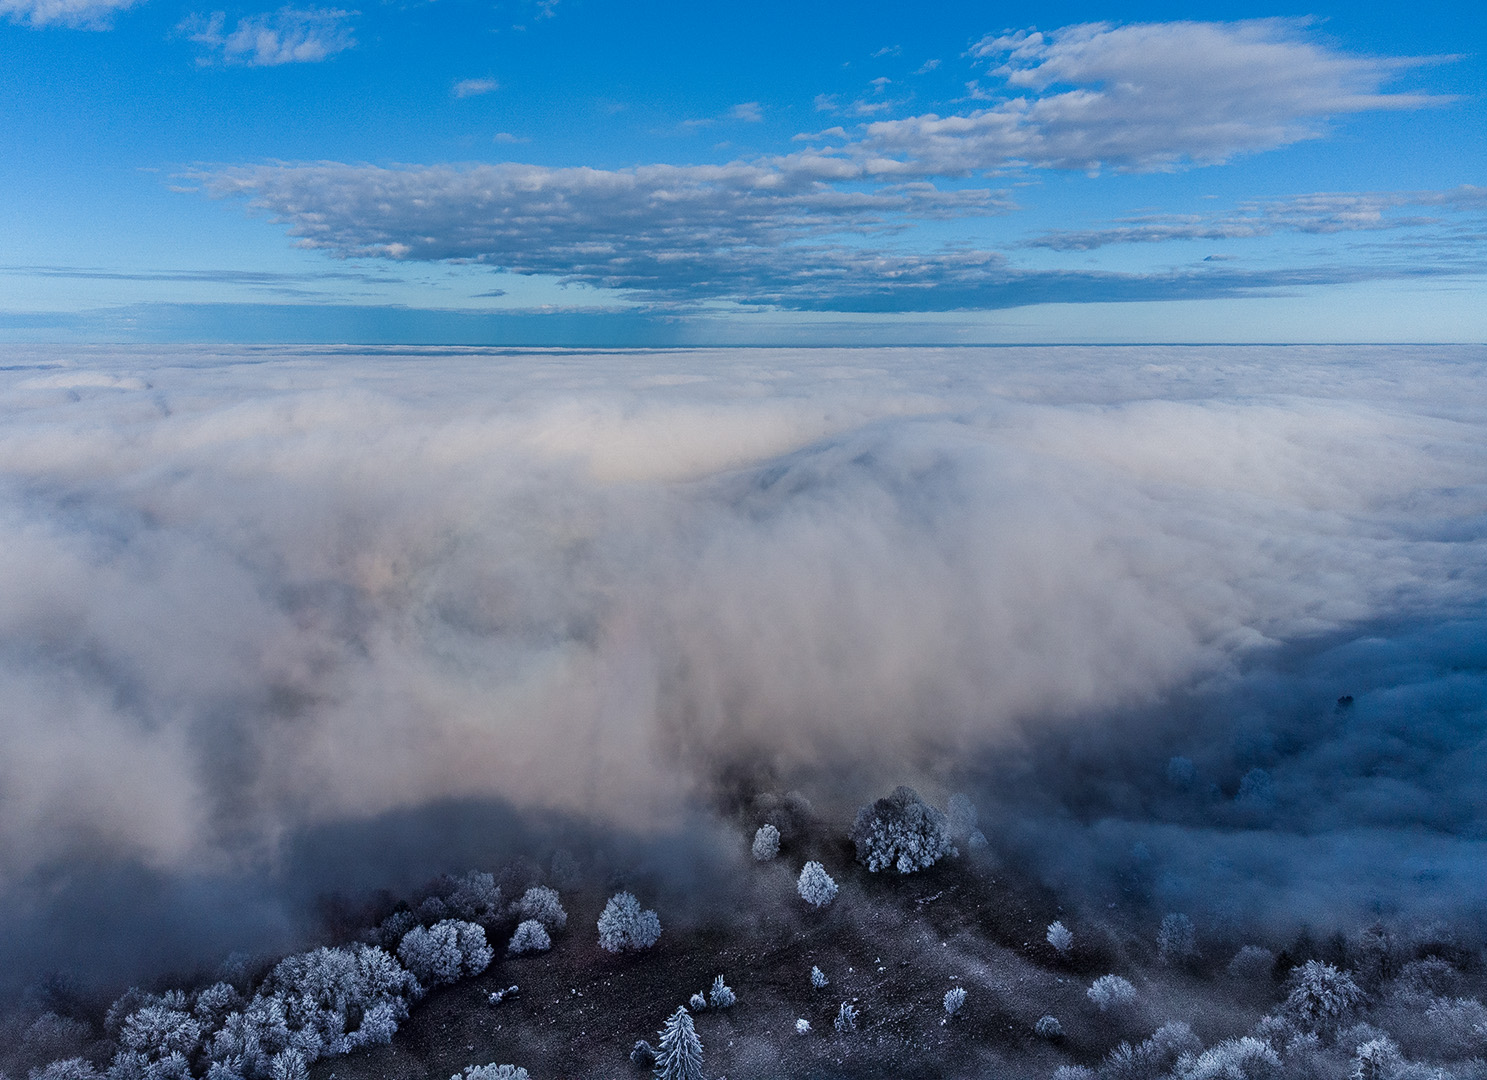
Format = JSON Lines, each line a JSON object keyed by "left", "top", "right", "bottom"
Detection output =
{"left": 182, "top": 6, "right": 355, "bottom": 66}
{"left": 0, "top": 0, "right": 140, "bottom": 29}
{"left": 453, "top": 77, "right": 498, "bottom": 99}
{"left": 860, "top": 19, "right": 1450, "bottom": 174}
{"left": 728, "top": 101, "right": 763, "bottom": 123}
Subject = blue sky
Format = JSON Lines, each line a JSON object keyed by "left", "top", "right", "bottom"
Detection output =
{"left": 1, "top": 0, "right": 1483, "bottom": 343}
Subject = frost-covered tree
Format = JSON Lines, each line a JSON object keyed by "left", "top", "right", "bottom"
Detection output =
{"left": 751, "top": 824, "right": 781, "bottom": 862}
{"left": 1227, "top": 946, "right": 1276, "bottom": 982}
{"left": 378, "top": 910, "right": 417, "bottom": 949}
{"left": 268, "top": 1051, "right": 306, "bottom": 1080}
{"left": 1087, "top": 975, "right": 1137, "bottom": 1012}
{"left": 796, "top": 862, "right": 838, "bottom": 908}
{"left": 630, "top": 1040, "right": 657, "bottom": 1065}
{"left": 943, "top": 987, "right": 966, "bottom": 1017}
{"left": 397, "top": 921, "right": 492, "bottom": 986}
{"left": 194, "top": 982, "right": 243, "bottom": 1028}
{"left": 1172, "top": 1036, "right": 1280, "bottom": 1080}
{"left": 849, "top": 786, "right": 955, "bottom": 873}
{"left": 1158, "top": 913, "right": 1196, "bottom": 963}
{"left": 1035, "top": 1015, "right": 1063, "bottom": 1039}
{"left": 708, "top": 976, "right": 735, "bottom": 1009}
{"left": 507, "top": 920, "right": 551, "bottom": 955}
{"left": 513, "top": 886, "right": 566, "bottom": 931}
{"left": 688, "top": 992, "right": 707, "bottom": 1012}
{"left": 1282, "top": 961, "right": 1366, "bottom": 1033}
{"left": 835, "top": 1002, "right": 858, "bottom": 1034}
{"left": 653, "top": 1008, "right": 703, "bottom": 1080}
{"left": 119, "top": 1006, "right": 204, "bottom": 1061}
{"left": 447, "top": 871, "right": 501, "bottom": 923}
{"left": 451, "top": 1066, "right": 529, "bottom": 1080}
{"left": 794, "top": 1019, "right": 811, "bottom": 1036}
{"left": 810, "top": 966, "right": 829, "bottom": 989}
{"left": 1350, "top": 1037, "right": 1402, "bottom": 1080}
{"left": 1047, "top": 921, "right": 1074, "bottom": 955}
{"left": 31, "top": 1060, "right": 103, "bottom": 1080}
{"left": 597, "top": 892, "right": 661, "bottom": 952}
{"left": 1421, "top": 997, "right": 1487, "bottom": 1058}
{"left": 1101, "top": 1022, "right": 1201, "bottom": 1080}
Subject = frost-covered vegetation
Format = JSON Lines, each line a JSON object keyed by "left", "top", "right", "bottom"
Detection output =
{"left": 796, "top": 862, "right": 838, "bottom": 908}
{"left": 849, "top": 786, "right": 955, "bottom": 874}
{"left": 751, "top": 825, "right": 781, "bottom": 862}
{"left": 398, "top": 920, "right": 493, "bottom": 985}
{"left": 506, "top": 920, "right": 551, "bottom": 956}
{"left": 512, "top": 887, "right": 566, "bottom": 931}
{"left": 1047, "top": 921, "right": 1074, "bottom": 955}
{"left": 596, "top": 892, "right": 661, "bottom": 952}
{"left": 653, "top": 1008, "right": 703, "bottom": 1080}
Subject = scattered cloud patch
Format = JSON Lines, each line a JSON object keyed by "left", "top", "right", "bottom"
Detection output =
{"left": 728, "top": 101, "right": 763, "bottom": 123}
{"left": 453, "top": 78, "right": 498, "bottom": 98}
{"left": 871, "top": 44, "right": 900, "bottom": 58}
{"left": 182, "top": 5, "right": 355, "bottom": 66}
{"left": 0, "top": 0, "right": 140, "bottom": 28}
{"left": 492, "top": 132, "right": 529, "bottom": 144}
{"left": 914, "top": 59, "right": 941, "bottom": 74}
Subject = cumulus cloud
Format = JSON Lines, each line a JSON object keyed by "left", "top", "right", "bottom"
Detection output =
{"left": 0, "top": 344, "right": 1482, "bottom": 965}
{"left": 860, "top": 19, "right": 1450, "bottom": 174}
{"left": 0, "top": 0, "right": 140, "bottom": 28}
{"left": 1024, "top": 185, "right": 1487, "bottom": 250}
{"left": 453, "top": 77, "right": 498, "bottom": 98}
{"left": 181, "top": 6, "right": 355, "bottom": 66}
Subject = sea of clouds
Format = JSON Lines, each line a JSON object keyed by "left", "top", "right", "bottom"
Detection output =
{"left": 0, "top": 343, "right": 1483, "bottom": 982}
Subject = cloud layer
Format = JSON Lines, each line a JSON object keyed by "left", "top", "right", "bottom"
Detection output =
{"left": 0, "top": 344, "right": 1483, "bottom": 975}
{"left": 0, "top": 0, "right": 140, "bottom": 28}
{"left": 181, "top": 6, "right": 354, "bottom": 65}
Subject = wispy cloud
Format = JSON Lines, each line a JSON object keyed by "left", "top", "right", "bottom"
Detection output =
{"left": 453, "top": 77, "right": 498, "bottom": 99}
{"left": 728, "top": 101, "right": 763, "bottom": 123}
{"left": 181, "top": 6, "right": 355, "bottom": 66}
{"left": 0, "top": 0, "right": 140, "bottom": 29}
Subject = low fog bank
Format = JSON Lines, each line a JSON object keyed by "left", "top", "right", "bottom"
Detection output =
{"left": 0, "top": 343, "right": 1482, "bottom": 985}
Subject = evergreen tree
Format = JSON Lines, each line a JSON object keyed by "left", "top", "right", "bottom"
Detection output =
{"left": 653, "top": 1007, "right": 703, "bottom": 1080}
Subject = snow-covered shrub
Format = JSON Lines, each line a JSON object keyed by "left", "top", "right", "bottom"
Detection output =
{"left": 447, "top": 871, "right": 501, "bottom": 923}
{"left": 1102, "top": 1022, "right": 1201, "bottom": 1080}
{"left": 835, "top": 1002, "right": 858, "bottom": 1034}
{"left": 1035, "top": 1015, "right": 1063, "bottom": 1039}
{"left": 31, "top": 1060, "right": 103, "bottom": 1080}
{"left": 596, "top": 892, "right": 661, "bottom": 952}
{"left": 654, "top": 1008, "right": 703, "bottom": 1080}
{"left": 1158, "top": 913, "right": 1196, "bottom": 963}
{"left": 689, "top": 992, "right": 707, "bottom": 1012}
{"left": 752, "top": 824, "right": 781, "bottom": 861}
{"left": 513, "top": 886, "right": 566, "bottom": 931}
{"left": 1047, "top": 921, "right": 1074, "bottom": 955}
{"left": 450, "top": 1066, "right": 528, "bottom": 1080}
{"left": 1173, "top": 1036, "right": 1280, "bottom": 1080}
{"left": 507, "top": 920, "right": 551, "bottom": 955}
{"left": 709, "top": 976, "right": 735, "bottom": 1009}
{"left": 810, "top": 966, "right": 829, "bottom": 989}
{"left": 1227, "top": 946, "right": 1276, "bottom": 982}
{"left": 120, "top": 1006, "right": 204, "bottom": 1060}
{"left": 944, "top": 987, "right": 966, "bottom": 1017}
{"left": 849, "top": 786, "right": 955, "bottom": 874}
{"left": 629, "top": 1040, "right": 656, "bottom": 1065}
{"left": 1351, "top": 1037, "right": 1402, "bottom": 1080}
{"left": 947, "top": 793, "right": 977, "bottom": 839}
{"left": 1282, "top": 961, "right": 1366, "bottom": 1033}
{"left": 797, "top": 862, "right": 838, "bottom": 908}
{"left": 397, "top": 921, "right": 492, "bottom": 986}
{"left": 795, "top": 1019, "right": 811, "bottom": 1036}
{"left": 1087, "top": 975, "right": 1137, "bottom": 1012}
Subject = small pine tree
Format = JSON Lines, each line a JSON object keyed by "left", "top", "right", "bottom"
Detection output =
{"left": 709, "top": 975, "right": 736, "bottom": 1009}
{"left": 752, "top": 824, "right": 781, "bottom": 861}
{"left": 834, "top": 1002, "right": 858, "bottom": 1034}
{"left": 653, "top": 1007, "right": 704, "bottom": 1080}
{"left": 797, "top": 862, "right": 838, "bottom": 907}
{"left": 1047, "top": 920, "right": 1074, "bottom": 954}
{"left": 630, "top": 1039, "right": 657, "bottom": 1065}
{"left": 689, "top": 991, "right": 707, "bottom": 1011}
{"left": 944, "top": 986, "right": 966, "bottom": 1017}
{"left": 810, "top": 966, "right": 829, "bottom": 989}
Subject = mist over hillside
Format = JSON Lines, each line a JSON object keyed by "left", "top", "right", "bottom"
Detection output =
{"left": 0, "top": 343, "right": 1483, "bottom": 996}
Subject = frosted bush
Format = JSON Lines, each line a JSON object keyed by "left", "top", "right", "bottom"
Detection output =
{"left": 1173, "top": 1036, "right": 1280, "bottom": 1080}
{"left": 447, "top": 871, "right": 501, "bottom": 922}
{"left": 849, "top": 786, "right": 955, "bottom": 873}
{"left": 32, "top": 1060, "right": 103, "bottom": 1080}
{"left": 514, "top": 886, "right": 566, "bottom": 930}
{"left": 597, "top": 892, "right": 661, "bottom": 952}
{"left": 398, "top": 920, "right": 492, "bottom": 985}
{"left": 451, "top": 1067, "right": 529, "bottom": 1080}
{"left": 1283, "top": 961, "right": 1366, "bottom": 1033}
{"left": 1102, "top": 1022, "right": 1201, "bottom": 1080}
{"left": 835, "top": 1002, "right": 858, "bottom": 1034}
{"left": 811, "top": 966, "right": 829, "bottom": 989}
{"left": 709, "top": 976, "right": 736, "bottom": 1009}
{"left": 507, "top": 920, "right": 551, "bottom": 955}
{"left": 795, "top": 1019, "right": 811, "bottom": 1035}
{"left": 689, "top": 992, "right": 708, "bottom": 1011}
{"left": 1047, "top": 921, "right": 1074, "bottom": 955}
{"left": 1227, "top": 946, "right": 1276, "bottom": 982}
{"left": 1035, "top": 1015, "right": 1063, "bottom": 1039}
{"left": 1087, "top": 975, "right": 1137, "bottom": 1012}
{"left": 629, "top": 1039, "right": 656, "bottom": 1065}
{"left": 752, "top": 824, "right": 781, "bottom": 861}
{"left": 1158, "top": 913, "right": 1196, "bottom": 963}
{"left": 654, "top": 1007, "right": 704, "bottom": 1080}
{"left": 120, "top": 1006, "right": 204, "bottom": 1059}
{"left": 797, "top": 862, "right": 838, "bottom": 907}
{"left": 944, "top": 987, "right": 967, "bottom": 1017}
